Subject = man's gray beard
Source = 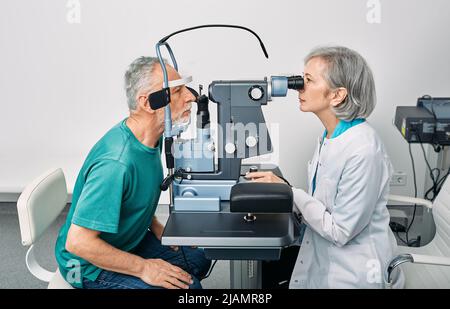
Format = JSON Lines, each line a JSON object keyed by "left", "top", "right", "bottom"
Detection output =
{"left": 171, "top": 113, "right": 191, "bottom": 134}
{"left": 173, "top": 114, "right": 190, "bottom": 126}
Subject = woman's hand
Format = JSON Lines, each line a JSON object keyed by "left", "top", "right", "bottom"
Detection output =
{"left": 245, "top": 171, "right": 286, "bottom": 184}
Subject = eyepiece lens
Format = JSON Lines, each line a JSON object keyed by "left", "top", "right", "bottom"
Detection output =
{"left": 287, "top": 76, "right": 304, "bottom": 90}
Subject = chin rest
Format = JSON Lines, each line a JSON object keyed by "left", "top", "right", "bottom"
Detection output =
{"left": 230, "top": 182, "right": 293, "bottom": 213}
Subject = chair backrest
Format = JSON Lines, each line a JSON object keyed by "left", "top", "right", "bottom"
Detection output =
{"left": 17, "top": 168, "right": 68, "bottom": 246}
{"left": 430, "top": 176, "right": 450, "bottom": 257}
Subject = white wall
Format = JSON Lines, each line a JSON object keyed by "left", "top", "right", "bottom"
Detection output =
{"left": 1, "top": 0, "right": 450, "bottom": 203}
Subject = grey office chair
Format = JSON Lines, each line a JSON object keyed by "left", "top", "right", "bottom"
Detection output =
{"left": 386, "top": 177, "right": 450, "bottom": 288}
{"left": 17, "top": 168, "right": 74, "bottom": 289}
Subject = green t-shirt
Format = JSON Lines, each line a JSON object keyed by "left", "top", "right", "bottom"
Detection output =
{"left": 55, "top": 119, "right": 163, "bottom": 288}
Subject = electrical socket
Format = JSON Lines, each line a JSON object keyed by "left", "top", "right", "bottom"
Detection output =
{"left": 390, "top": 172, "right": 407, "bottom": 186}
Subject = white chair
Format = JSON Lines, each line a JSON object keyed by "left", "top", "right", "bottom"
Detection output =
{"left": 17, "top": 168, "right": 74, "bottom": 289}
{"left": 386, "top": 177, "right": 450, "bottom": 288}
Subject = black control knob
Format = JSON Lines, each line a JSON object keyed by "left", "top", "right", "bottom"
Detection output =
{"left": 249, "top": 166, "right": 258, "bottom": 173}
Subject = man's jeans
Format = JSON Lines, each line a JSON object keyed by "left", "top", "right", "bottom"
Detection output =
{"left": 82, "top": 231, "right": 211, "bottom": 289}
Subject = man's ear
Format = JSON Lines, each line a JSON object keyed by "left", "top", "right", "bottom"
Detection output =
{"left": 137, "top": 94, "right": 156, "bottom": 114}
{"left": 330, "top": 87, "right": 348, "bottom": 107}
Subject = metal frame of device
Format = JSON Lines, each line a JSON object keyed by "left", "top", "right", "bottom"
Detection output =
{"left": 152, "top": 25, "right": 302, "bottom": 288}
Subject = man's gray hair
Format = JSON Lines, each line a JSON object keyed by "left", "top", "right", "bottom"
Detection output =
{"left": 305, "top": 46, "right": 376, "bottom": 121}
{"left": 124, "top": 56, "right": 164, "bottom": 110}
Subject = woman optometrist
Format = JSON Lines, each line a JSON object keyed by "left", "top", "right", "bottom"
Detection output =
{"left": 246, "top": 46, "right": 404, "bottom": 289}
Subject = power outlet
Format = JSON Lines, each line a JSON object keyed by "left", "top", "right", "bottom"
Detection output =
{"left": 390, "top": 172, "right": 407, "bottom": 186}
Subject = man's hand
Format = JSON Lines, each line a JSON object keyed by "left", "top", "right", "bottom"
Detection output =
{"left": 66, "top": 224, "right": 192, "bottom": 289}
{"left": 151, "top": 217, "right": 179, "bottom": 251}
{"left": 140, "top": 258, "right": 193, "bottom": 289}
{"left": 151, "top": 218, "right": 165, "bottom": 240}
{"left": 245, "top": 171, "right": 286, "bottom": 184}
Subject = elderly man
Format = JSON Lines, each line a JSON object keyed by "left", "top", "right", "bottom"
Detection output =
{"left": 55, "top": 57, "right": 211, "bottom": 289}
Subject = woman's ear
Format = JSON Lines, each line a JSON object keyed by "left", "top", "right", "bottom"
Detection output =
{"left": 330, "top": 87, "right": 348, "bottom": 107}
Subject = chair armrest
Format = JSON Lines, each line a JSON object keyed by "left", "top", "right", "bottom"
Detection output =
{"left": 388, "top": 194, "right": 433, "bottom": 209}
{"left": 386, "top": 253, "right": 450, "bottom": 283}
{"left": 410, "top": 254, "right": 450, "bottom": 266}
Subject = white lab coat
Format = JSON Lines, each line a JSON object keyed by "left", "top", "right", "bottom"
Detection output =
{"left": 289, "top": 122, "right": 404, "bottom": 289}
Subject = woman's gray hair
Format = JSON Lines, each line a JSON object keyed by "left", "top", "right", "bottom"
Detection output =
{"left": 124, "top": 56, "right": 165, "bottom": 110}
{"left": 305, "top": 46, "right": 376, "bottom": 121}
